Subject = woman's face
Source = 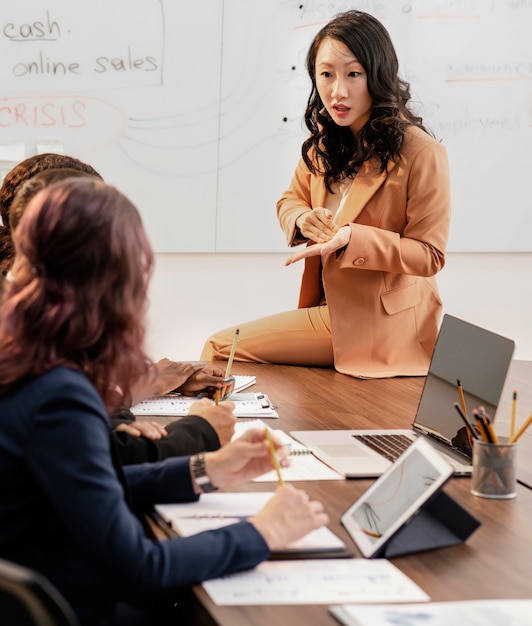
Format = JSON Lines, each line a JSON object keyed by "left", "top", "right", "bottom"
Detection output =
{"left": 315, "top": 36, "right": 372, "bottom": 134}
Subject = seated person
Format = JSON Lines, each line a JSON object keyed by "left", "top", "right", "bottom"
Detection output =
{"left": 0, "top": 177, "right": 328, "bottom": 626}
{"left": 1, "top": 156, "right": 235, "bottom": 463}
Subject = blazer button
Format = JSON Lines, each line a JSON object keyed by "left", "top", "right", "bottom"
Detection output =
{"left": 353, "top": 257, "right": 365, "bottom": 266}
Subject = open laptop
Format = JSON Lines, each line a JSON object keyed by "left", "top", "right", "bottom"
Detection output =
{"left": 290, "top": 314, "right": 515, "bottom": 477}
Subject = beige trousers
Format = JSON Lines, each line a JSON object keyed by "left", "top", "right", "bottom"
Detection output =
{"left": 200, "top": 305, "right": 334, "bottom": 367}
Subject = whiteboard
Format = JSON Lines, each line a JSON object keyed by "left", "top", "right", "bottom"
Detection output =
{"left": 0, "top": 1, "right": 531, "bottom": 252}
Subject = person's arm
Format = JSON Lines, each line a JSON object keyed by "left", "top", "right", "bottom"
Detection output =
{"left": 276, "top": 157, "right": 316, "bottom": 246}
{"left": 285, "top": 139, "right": 451, "bottom": 278}
{"left": 113, "top": 415, "right": 222, "bottom": 465}
{"left": 338, "top": 140, "right": 450, "bottom": 277}
{"left": 29, "top": 372, "right": 327, "bottom": 601}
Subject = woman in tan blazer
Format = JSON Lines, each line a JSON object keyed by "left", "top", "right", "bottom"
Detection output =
{"left": 201, "top": 10, "right": 451, "bottom": 378}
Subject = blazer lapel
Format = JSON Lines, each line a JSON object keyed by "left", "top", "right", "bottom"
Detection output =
{"left": 334, "top": 159, "right": 397, "bottom": 226}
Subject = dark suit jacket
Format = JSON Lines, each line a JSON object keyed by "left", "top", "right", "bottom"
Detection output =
{"left": 0, "top": 367, "right": 268, "bottom": 626}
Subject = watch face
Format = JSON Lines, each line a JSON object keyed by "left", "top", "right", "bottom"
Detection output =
{"left": 192, "top": 454, "right": 218, "bottom": 492}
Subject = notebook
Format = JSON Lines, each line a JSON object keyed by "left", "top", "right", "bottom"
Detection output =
{"left": 290, "top": 315, "right": 515, "bottom": 478}
{"left": 154, "top": 492, "right": 352, "bottom": 559}
{"left": 232, "top": 420, "right": 344, "bottom": 481}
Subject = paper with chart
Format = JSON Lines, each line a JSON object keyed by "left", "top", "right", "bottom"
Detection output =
{"left": 155, "top": 492, "right": 350, "bottom": 558}
{"left": 130, "top": 376, "right": 279, "bottom": 418}
{"left": 202, "top": 558, "right": 430, "bottom": 605}
{"left": 328, "top": 600, "right": 532, "bottom": 626}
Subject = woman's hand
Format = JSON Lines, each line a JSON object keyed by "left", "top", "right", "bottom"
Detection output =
{"left": 285, "top": 225, "right": 351, "bottom": 266}
{"left": 250, "top": 484, "right": 329, "bottom": 550}
{"left": 201, "top": 428, "right": 289, "bottom": 489}
{"left": 296, "top": 207, "right": 338, "bottom": 244}
{"left": 178, "top": 364, "right": 230, "bottom": 398}
{"left": 187, "top": 398, "right": 237, "bottom": 445}
{"left": 114, "top": 420, "right": 168, "bottom": 440}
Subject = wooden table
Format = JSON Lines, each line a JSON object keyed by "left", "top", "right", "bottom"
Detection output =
{"left": 148, "top": 361, "right": 532, "bottom": 626}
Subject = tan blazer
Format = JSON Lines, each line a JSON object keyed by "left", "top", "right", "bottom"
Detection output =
{"left": 277, "top": 126, "right": 451, "bottom": 378}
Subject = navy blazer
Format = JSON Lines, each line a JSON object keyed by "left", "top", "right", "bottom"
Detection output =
{"left": 0, "top": 367, "right": 268, "bottom": 625}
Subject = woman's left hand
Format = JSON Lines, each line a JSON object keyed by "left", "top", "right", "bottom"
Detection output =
{"left": 285, "top": 225, "right": 351, "bottom": 265}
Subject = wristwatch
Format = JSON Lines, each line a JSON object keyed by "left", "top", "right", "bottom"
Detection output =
{"left": 190, "top": 452, "right": 218, "bottom": 493}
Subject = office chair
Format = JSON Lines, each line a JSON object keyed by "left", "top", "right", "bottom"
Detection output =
{"left": 0, "top": 558, "right": 79, "bottom": 626}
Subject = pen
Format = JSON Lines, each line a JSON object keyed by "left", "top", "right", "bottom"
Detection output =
{"left": 510, "top": 389, "right": 518, "bottom": 440}
{"left": 225, "top": 328, "right": 240, "bottom": 379}
{"left": 509, "top": 412, "right": 532, "bottom": 444}
{"left": 264, "top": 428, "right": 284, "bottom": 486}
{"left": 453, "top": 402, "right": 480, "bottom": 442}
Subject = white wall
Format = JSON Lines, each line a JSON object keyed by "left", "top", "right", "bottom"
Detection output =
{"left": 145, "top": 252, "right": 532, "bottom": 363}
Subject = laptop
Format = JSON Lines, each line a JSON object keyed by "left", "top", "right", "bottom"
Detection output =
{"left": 290, "top": 314, "right": 515, "bottom": 477}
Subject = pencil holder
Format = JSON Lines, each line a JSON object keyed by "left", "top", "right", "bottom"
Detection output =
{"left": 471, "top": 439, "right": 517, "bottom": 499}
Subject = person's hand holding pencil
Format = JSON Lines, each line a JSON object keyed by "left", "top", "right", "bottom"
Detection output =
{"left": 218, "top": 328, "right": 240, "bottom": 401}
{"left": 201, "top": 427, "right": 289, "bottom": 487}
{"left": 249, "top": 484, "right": 329, "bottom": 551}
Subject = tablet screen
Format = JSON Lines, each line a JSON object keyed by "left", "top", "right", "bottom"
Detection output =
{"left": 341, "top": 437, "right": 454, "bottom": 557}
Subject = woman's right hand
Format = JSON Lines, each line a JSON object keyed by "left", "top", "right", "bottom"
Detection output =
{"left": 187, "top": 398, "right": 237, "bottom": 445}
{"left": 249, "top": 484, "right": 329, "bottom": 551}
{"left": 295, "top": 207, "right": 338, "bottom": 244}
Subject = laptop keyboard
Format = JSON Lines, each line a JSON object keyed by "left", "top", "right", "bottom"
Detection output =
{"left": 353, "top": 433, "right": 413, "bottom": 463}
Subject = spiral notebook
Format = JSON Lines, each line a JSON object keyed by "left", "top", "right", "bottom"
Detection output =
{"left": 233, "top": 420, "right": 344, "bottom": 481}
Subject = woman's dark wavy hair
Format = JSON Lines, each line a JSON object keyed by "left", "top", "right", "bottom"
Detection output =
{"left": 0, "top": 178, "right": 153, "bottom": 410}
{"left": 0, "top": 153, "right": 102, "bottom": 275}
{"left": 303, "top": 10, "right": 430, "bottom": 192}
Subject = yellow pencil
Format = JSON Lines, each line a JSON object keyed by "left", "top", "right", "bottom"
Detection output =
{"left": 456, "top": 379, "right": 468, "bottom": 416}
{"left": 510, "top": 389, "right": 518, "bottom": 439}
{"left": 509, "top": 412, "right": 532, "bottom": 444}
{"left": 456, "top": 379, "right": 472, "bottom": 446}
{"left": 225, "top": 328, "right": 240, "bottom": 379}
{"left": 264, "top": 428, "right": 284, "bottom": 485}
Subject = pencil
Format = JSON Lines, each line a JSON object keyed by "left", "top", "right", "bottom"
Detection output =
{"left": 214, "top": 388, "right": 221, "bottom": 405}
{"left": 225, "top": 328, "right": 240, "bottom": 379}
{"left": 264, "top": 428, "right": 284, "bottom": 485}
{"left": 472, "top": 408, "right": 492, "bottom": 443}
{"left": 456, "top": 379, "right": 468, "bottom": 417}
{"left": 509, "top": 412, "right": 532, "bottom": 444}
{"left": 453, "top": 402, "right": 480, "bottom": 442}
{"left": 510, "top": 389, "right": 518, "bottom": 440}
{"left": 480, "top": 408, "right": 499, "bottom": 444}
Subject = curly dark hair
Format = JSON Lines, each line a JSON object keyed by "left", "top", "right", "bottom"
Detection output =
{"left": 0, "top": 153, "right": 102, "bottom": 275}
{"left": 302, "top": 10, "right": 431, "bottom": 192}
{"left": 0, "top": 178, "right": 152, "bottom": 410}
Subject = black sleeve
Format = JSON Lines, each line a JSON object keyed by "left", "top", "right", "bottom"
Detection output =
{"left": 112, "top": 415, "right": 221, "bottom": 465}
{"left": 108, "top": 407, "right": 135, "bottom": 430}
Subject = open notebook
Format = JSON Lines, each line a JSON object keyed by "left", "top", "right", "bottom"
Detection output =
{"left": 154, "top": 492, "right": 352, "bottom": 559}
{"left": 291, "top": 315, "right": 515, "bottom": 478}
{"left": 233, "top": 420, "right": 344, "bottom": 481}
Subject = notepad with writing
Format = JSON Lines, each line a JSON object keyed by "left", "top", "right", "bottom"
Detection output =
{"left": 202, "top": 559, "right": 429, "bottom": 605}
{"left": 233, "top": 421, "right": 345, "bottom": 481}
{"left": 131, "top": 377, "right": 279, "bottom": 418}
{"left": 154, "top": 492, "right": 352, "bottom": 559}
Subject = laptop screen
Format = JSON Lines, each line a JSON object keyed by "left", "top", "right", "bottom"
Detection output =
{"left": 412, "top": 315, "right": 515, "bottom": 456}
